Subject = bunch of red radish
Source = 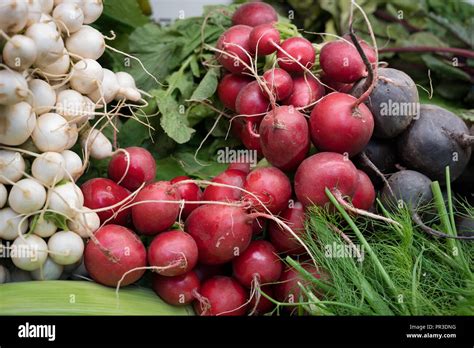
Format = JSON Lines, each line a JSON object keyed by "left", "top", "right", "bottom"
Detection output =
{"left": 80, "top": 145, "right": 327, "bottom": 315}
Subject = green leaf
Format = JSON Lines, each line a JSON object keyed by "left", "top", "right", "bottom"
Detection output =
{"left": 173, "top": 152, "right": 227, "bottom": 179}
{"left": 153, "top": 90, "right": 195, "bottom": 144}
{"left": 102, "top": 0, "right": 149, "bottom": 29}
{"left": 421, "top": 54, "right": 471, "bottom": 82}
{"left": 187, "top": 103, "right": 218, "bottom": 127}
{"left": 190, "top": 68, "right": 219, "bottom": 101}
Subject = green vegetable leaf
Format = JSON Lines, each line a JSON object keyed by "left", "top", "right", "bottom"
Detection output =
{"left": 190, "top": 68, "right": 219, "bottom": 101}
{"left": 421, "top": 54, "right": 471, "bottom": 82}
{"left": 102, "top": 0, "right": 149, "bottom": 29}
{"left": 152, "top": 90, "right": 195, "bottom": 144}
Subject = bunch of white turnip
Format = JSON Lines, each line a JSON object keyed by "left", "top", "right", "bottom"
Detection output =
{"left": 0, "top": 0, "right": 143, "bottom": 283}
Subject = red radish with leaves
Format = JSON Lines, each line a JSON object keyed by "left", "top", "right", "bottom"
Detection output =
{"left": 217, "top": 74, "right": 253, "bottom": 111}
{"left": 268, "top": 201, "right": 306, "bottom": 255}
{"left": 249, "top": 23, "right": 280, "bottom": 56}
{"left": 259, "top": 105, "right": 310, "bottom": 171}
{"left": 202, "top": 169, "right": 247, "bottom": 202}
{"left": 351, "top": 170, "right": 376, "bottom": 210}
{"left": 108, "top": 146, "right": 156, "bottom": 191}
{"left": 131, "top": 181, "right": 181, "bottom": 235}
{"left": 294, "top": 152, "right": 359, "bottom": 207}
{"left": 81, "top": 178, "right": 132, "bottom": 226}
{"left": 277, "top": 37, "right": 315, "bottom": 73}
{"left": 232, "top": 240, "right": 282, "bottom": 288}
{"left": 250, "top": 285, "right": 275, "bottom": 315}
{"left": 147, "top": 230, "right": 198, "bottom": 276}
{"left": 309, "top": 93, "right": 374, "bottom": 156}
{"left": 84, "top": 224, "right": 146, "bottom": 287}
{"left": 243, "top": 167, "right": 292, "bottom": 214}
{"left": 152, "top": 271, "right": 200, "bottom": 306}
{"left": 232, "top": 2, "right": 278, "bottom": 27}
{"left": 194, "top": 276, "right": 248, "bottom": 316}
{"left": 283, "top": 74, "right": 324, "bottom": 108}
{"left": 263, "top": 68, "right": 293, "bottom": 101}
{"left": 185, "top": 204, "right": 252, "bottom": 265}
{"left": 170, "top": 176, "right": 203, "bottom": 218}
{"left": 216, "top": 25, "right": 253, "bottom": 74}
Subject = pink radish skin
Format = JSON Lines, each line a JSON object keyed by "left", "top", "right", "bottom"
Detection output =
{"left": 152, "top": 271, "right": 200, "bottom": 306}
{"left": 194, "top": 263, "right": 228, "bottom": 281}
{"left": 228, "top": 162, "right": 251, "bottom": 174}
{"left": 319, "top": 40, "right": 369, "bottom": 83}
{"left": 243, "top": 167, "right": 292, "bottom": 214}
{"left": 232, "top": 240, "right": 282, "bottom": 288}
{"left": 194, "top": 276, "right": 248, "bottom": 316}
{"left": 294, "top": 152, "right": 359, "bottom": 207}
{"left": 263, "top": 68, "right": 293, "bottom": 101}
{"left": 268, "top": 201, "right": 306, "bottom": 255}
{"left": 250, "top": 285, "right": 275, "bottom": 314}
{"left": 81, "top": 178, "right": 132, "bottom": 226}
{"left": 84, "top": 224, "right": 146, "bottom": 287}
{"left": 217, "top": 74, "right": 253, "bottom": 111}
{"left": 351, "top": 170, "right": 376, "bottom": 210}
{"left": 170, "top": 176, "right": 203, "bottom": 218}
{"left": 249, "top": 23, "right": 280, "bottom": 56}
{"left": 283, "top": 75, "right": 324, "bottom": 108}
{"left": 185, "top": 205, "right": 253, "bottom": 265}
{"left": 320, "top": 73, "right": 353, "bottom": 93}
{"left": 131, "top": 181, "right": 181, "bottom": 235}
{"left": 232, "top": 2, "right": 278, "bottom": 27}
{"left": 310, "top": 93, "right": 374, "bottom": 156}
{"left": 147, "top": 230, "right": 198, "bottom": 277}
{"left": 259, "top": 105, "right": 310, "bottom": 171}
{"left": 277, "top": 37, "right": 315, "bottom": 73}
{"left": 235, "top": 81, "right": 270, "bottom": 122}
{"left": 202, "top": 169, "right": 247, "bottom": 202}
{"left": 108, "top": 147, "right": 156, "bottom": 191}
{"left": 252, "top": 217, "right": 266, "bottom": 235}
{"left": 233, "top": 119, "right": 263, "bottom": 156}
{"left": 274, "top": 264, "right": 327, "bottom": 304}
{"left": 216, "top": 25, "right": 253, "bottom": 74}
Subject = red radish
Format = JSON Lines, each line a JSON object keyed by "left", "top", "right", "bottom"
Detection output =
{"left": 194, "top": 263, "right": 229, "bottom": 281}
{"left": 228, "top": 162, "right": 251, "bottom": 174}
{"left": 170, "top": 176, "right": 203, "bottom": 218}
{"left": 232, "top": 2, "right": 278, "bottom": 27}
{"left": 152, "top": 271, "right": 200, "bottom": 306}
{"left": 263, "top": 68, "right": 293, "bottom": 101}
{"left": 232, "top": 240, "right": 282, "bottom": 288}
{"left": 185, "top": 205, "right": 252, "bottom": 265}
{"left": 243, "top": 167, "right": 292, "bottom": 214}
{"left": 320, "top": 73, "right": 353, "bottom": 93}
{"left": 237, "top": 119, "right": 263, "bottom": 155}
{"left": 309, "top": 93, "right": 374, "bottom": 156}
{"left": 277, "top": 37, "right": 315, "bottom": 73}
{"left": 283, "top": 74, "right": 324, "bottom": 108}
{"left": 250, "top": 285, "right": 275, "bottom": 315}
{"left": 259, "top": 105, "right": 310, "bottom": 171}
{"left": 81, "top": 178, "right": 132, "bottom": 226}
{"left": 194, "top": 276, "right": 248, "bottom": 316}
{"left": 342, "top": 34, "right": 377, "bottom": 65}
{"left": 84, "top": 224, "right": 146, "bottom": 287}
{"left": 216, "top": 25, "right": 253, "bottom": 74}
{"left": 131, "top": 181, "right": 181, "bottom": 235}
{"left": 274, "top": 263, "right": 328, "bottom": 304}
{"left": 217, "top": 74, "right": 253, "bottom": 111}
{"left": 268, "top": 201, "right": 306, "bottom": 255}
{"left": 351, "top": 170, "right": 376, "bottom": 210}
{"left": 235, "top": 81, "right": 270, "bottom": 122}
{"left": 202, "top": 169, "right": 246, "bottom": 202}
{"left": 294, "top": 152, "right": 359, "bottom": 207}
{"left": 148, "top": 230, "right": 198, "bottom": 276}
{"left": 249, "top": 23, "right": 280, "bottom": 56}
{"left": 319, "top": 40, "right": 373, "bottom": 83}
{"left": 252, "top": 217, "right": 266, "bottom": 235}
{"left": 107, "top": 147, "right": 156, "bottom": 191}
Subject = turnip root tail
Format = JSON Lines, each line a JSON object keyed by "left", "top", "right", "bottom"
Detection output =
{"left": 412, "top": 212, "right": 474, "bottom": 240}
{"left": 359, "top": 152, "right": 395, "bottom": 197}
